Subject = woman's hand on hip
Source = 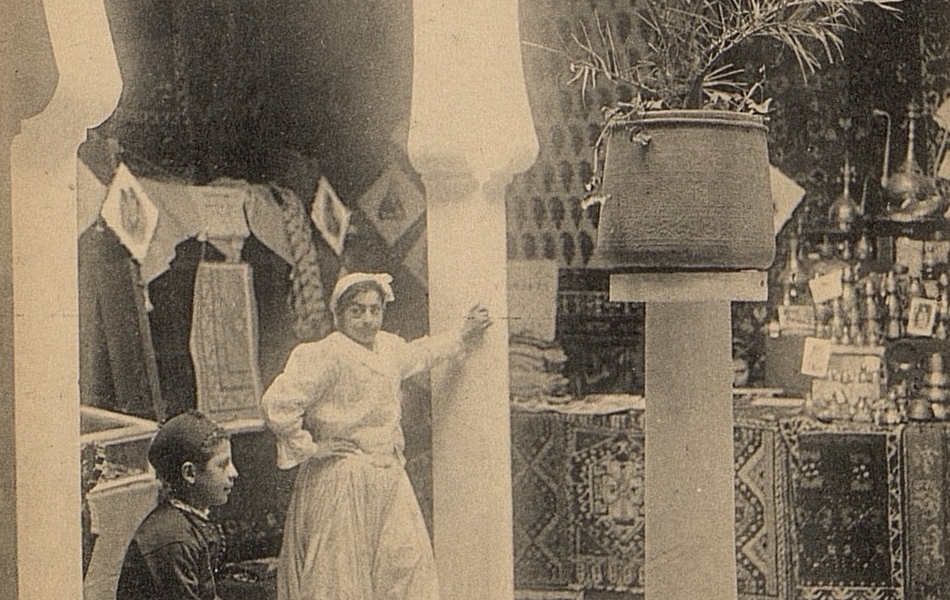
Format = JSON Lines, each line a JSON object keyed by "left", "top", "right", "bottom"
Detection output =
{"left": 312, "top": 438, "right": 359, "bottom": 460}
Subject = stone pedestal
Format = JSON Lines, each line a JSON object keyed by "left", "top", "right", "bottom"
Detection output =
{"left": 611, "top": 271, "right": 767, "bottom": 600}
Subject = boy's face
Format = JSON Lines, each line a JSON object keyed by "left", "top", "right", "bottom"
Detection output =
{"left": 189, "top": 439, "right": 238, "bottom": 510}
{"left": 339, "top": 289, "right": 384, "bottom": 348}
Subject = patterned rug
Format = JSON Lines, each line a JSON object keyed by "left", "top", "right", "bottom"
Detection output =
{"left": 734, "top": 420, "right": 790, "bottom": 600}
{"left": 781, "top": 419, "right": 904, "bottom": 600}
{"left": 569, "top": 413, "right": 645, "bottom": 593}
{"left": 512, "top": 412, "right": 575, "bottom": 589}
{"left": 904, "top": 423, "right": 950, "bottom": 600}
{"left": 512, "top": 409, "right": 789, "bottom": 598}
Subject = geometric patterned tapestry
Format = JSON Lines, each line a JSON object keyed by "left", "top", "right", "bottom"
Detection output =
{"left": 511, "top": 408, "right": 791, "bottom": 598}
{"left": 512, "top": 411, "right": 575, "bottom": 589}
{"left": 569, "top": 412, "right": 646, "bottom": 593}
{"left": 190, "top": 262, "right": 263, "bottom": 420}
{"left": 734, "top": 420, "right": 790, "bottom": 600}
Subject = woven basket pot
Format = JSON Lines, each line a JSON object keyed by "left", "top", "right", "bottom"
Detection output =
{"left": 590, "top": 110, "right": 775, "bottom": 270}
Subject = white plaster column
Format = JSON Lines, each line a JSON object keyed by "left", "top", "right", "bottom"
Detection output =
{"left": 611, "top": 272, "right": 766, "bottom": 600}
{"left": 408, "top": 2, "right": 538, "bottom": 599}
{"left": 10, "top": 0, "right": 122, "bottom": 596}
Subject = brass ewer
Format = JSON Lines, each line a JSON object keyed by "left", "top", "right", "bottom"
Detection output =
{"left": 874, "top": 105, "right": 946, "bottom": 221}
{"left": 828, "top": 156, "right": 861, "bottom": 232}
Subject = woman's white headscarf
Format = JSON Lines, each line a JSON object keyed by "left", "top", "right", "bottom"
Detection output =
{"left": 330, "top": 272, "right": 395, "bottom": 318}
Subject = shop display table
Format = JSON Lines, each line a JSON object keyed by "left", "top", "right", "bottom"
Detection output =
{"left": 511, "top": 398, "right": 950, "bottom": 600}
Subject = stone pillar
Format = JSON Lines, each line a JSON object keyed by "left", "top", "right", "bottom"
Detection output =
{"left": 611, "top": 271, "right": 767, "bottom": 600}
{"left": 1, "top": 1, "right": 58, "bottom": 596}
{"left": 9, "top": 0, "right": 121, "bottom": 596}
{"left": 408, "top": 1, "right": 538, "bottom": 598}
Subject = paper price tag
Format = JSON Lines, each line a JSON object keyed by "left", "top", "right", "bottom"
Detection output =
{"left": 925, "top": 280, "right": 940, "bottom": 299}
{"left": 808, "top": 269, "right": 843, "bottom": 304}
{"left": 778, "top": 305, "right": 816, "bottom": 333}
{"left": 801, "top": 337, "right": 831, "bottom": 378}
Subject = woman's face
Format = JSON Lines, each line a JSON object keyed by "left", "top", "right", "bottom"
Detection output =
{"left": 339, "top": 289, "right": 384, "bottom": 348}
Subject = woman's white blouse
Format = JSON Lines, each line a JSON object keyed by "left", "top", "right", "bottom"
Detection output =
{"left": 262, "top": 331, "right": 462, "bottom": 469}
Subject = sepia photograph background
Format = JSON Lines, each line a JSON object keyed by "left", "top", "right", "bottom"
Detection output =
{"left": 4, "top": 0, "right": 950, "bottom": 599}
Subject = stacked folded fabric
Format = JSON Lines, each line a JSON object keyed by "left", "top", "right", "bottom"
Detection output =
{"left": 509, "top": 334, "right": 570, "bottom": 399}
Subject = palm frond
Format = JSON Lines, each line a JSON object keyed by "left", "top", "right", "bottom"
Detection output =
{"left": 524, "top": 0, "right": 904, "bottom": 110}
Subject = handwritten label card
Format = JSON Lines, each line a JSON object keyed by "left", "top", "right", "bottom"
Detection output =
{"left": 801, "top": 337, "right": 831, "bottom": 378}
{"left": 808, "top": 269, "right": 843, "bottom": 304}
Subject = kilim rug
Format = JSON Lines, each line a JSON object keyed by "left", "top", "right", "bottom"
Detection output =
{"left": 734, "top": 419, "right": 791, "bottom": 600}
{"left": 904, "top": 423, "right": 950, "bottom": 600}
{"left": 512, "top": 411, "right": 575, "bottom": 589}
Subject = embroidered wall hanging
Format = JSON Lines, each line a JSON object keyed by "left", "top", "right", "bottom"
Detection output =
{"left": 190, "top": 262, "right": 263, "bottom": 420}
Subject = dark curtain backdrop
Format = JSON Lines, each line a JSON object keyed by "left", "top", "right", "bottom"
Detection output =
{"left": 82, "top": 0, "right": 426, "bottom": 401}
{"left": 95, "top": 0, "right": 413, "bottom": 194}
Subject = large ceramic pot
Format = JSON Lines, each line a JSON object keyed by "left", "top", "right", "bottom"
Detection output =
{"left": 591, "top": 110, "right": 775, "bottom": 271}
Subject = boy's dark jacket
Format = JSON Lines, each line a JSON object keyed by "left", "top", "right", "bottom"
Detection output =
{"left": 116, "top": 500, "right": 225, "bottom": 600}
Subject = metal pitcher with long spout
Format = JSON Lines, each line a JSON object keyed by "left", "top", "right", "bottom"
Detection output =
{"left": 874, "top": 105, "right": 936, "bottom": 215}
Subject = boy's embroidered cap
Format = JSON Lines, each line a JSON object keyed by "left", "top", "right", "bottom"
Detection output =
{"left": 148, "top": 411, "right": 222, "bottom": 474}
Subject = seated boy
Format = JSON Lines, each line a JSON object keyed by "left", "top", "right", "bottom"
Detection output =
{"left": 117, "top": 410, "right": 239, "bottom": 600}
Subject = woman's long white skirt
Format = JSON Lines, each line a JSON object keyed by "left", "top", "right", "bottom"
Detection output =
{"left": 276, "top": 454, "right": 439, "bottom": 600}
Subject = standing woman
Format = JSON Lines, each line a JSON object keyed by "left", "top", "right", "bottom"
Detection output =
{"left": 261, "top": 272, "right": 491, "bottom": 600}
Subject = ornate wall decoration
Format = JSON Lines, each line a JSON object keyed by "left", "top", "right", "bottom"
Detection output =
{"left": 511, "top": 0, "right": 633, "bottom": 268}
